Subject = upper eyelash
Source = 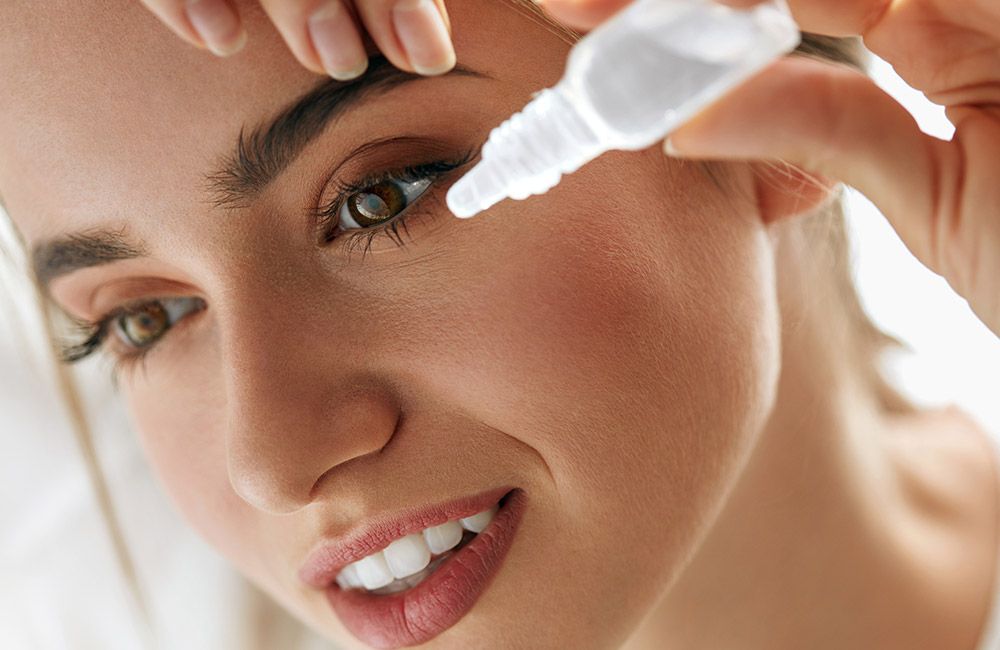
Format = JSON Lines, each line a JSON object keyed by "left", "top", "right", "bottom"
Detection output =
{"left": 310, "top": 149, "right": 476, "bottom": 259}
{"left": 58, "top": 151, "right": 477, "bottom": 366}
{"left": 60, "top": 302, "right": 134, "bottom": 364}
{"left": 59, "top": 297, "right": 201, "bottom": 370}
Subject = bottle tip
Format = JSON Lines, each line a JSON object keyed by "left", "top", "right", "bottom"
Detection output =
{"left": 446, "top": 173, "right": 483, "bottom": 219}
{"left": 447, "top": 161, "right": 510, "bottom": 219}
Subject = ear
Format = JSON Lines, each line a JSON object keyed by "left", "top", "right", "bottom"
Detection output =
{"left": 748, "top": 160, "right": 840, "bottom": 226}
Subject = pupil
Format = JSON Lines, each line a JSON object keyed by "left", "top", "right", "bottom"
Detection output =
{"left": 357, "top": 193, "right": 390, "bottom": 219}
{"left": 348, "top": 182, "right": 406, "bottom": 226}
{"left": 123, "top": 304, "right": 168, "bottom": 345}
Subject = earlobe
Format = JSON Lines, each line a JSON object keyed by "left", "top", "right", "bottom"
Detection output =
{"left": 749, "top": 160, "right": 840, "bottom": 226}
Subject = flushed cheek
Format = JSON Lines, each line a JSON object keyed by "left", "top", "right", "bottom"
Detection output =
{"left": 379, "top": 170, "right": 780, "bottom": 637}
{"left": 482, "top": 206, "right": 776, "bottom": 506}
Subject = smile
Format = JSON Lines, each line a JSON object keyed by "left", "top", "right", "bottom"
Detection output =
{"left": 301, "top": 488, "right": 526, "bottom": 648}
{"left": 335, "top": 503, "right": 498, "bottom": 594}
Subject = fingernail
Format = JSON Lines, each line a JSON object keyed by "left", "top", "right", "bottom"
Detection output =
{"left": 308, "top": 1, "right": 369, "bottom": 81}
{"left": 186, "top": 0, "right": 246, "bottom": 56}
{"left": 392, "top": 0, "right": 456, "bottom": 76}
{"left": 664, "top": 137, "right": 682, "bottom": 156}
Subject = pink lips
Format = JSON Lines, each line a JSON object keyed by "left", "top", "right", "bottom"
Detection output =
{"left": 324, "top": 489, "right": 526, "bottom": 648}
{"left": 299, "top": 485, "right": 516, "bottom": 589}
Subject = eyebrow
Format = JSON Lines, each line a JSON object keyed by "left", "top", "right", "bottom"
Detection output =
{"left": 205, "top": 55, "right": 487, "bottom": 209}
{"left": 33, "top": 230, "right": 145, "bottom": 289}
{"left": 31, "top": 56, "right": 490, "bottom": 289}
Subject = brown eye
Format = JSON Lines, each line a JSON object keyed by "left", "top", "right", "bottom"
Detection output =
{"left": 118, "top": 303, "right": 168, "bottom": 348}
{"left": 338, "top": 177, "right": 433, "bottom": 231}
{"left": 347, "top": 181, "right": 407, "bottom": 226}
{"left": 112, "top": 297, "right": 205, "bottom": 350}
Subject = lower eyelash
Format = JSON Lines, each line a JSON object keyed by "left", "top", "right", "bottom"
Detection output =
{"left": 316, "top": 151, "right": 476, "bottom": 260}
{"left": 340, "top": 208, "right": 419, "bottom": 261}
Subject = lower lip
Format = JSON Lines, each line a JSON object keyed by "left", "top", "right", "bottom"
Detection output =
{"left": 324, "top": 489, "right": 526, "bottom": 649}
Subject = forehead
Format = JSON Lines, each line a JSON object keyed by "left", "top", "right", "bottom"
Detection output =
{"left": 0, "top": 0, "right": 569, "bottom": 246}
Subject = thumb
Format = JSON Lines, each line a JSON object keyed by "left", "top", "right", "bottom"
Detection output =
{"left": 665, "top": 54, "right": 947, "bottom": 272}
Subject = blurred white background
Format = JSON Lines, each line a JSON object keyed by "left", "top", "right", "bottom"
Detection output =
{"left": 1, "top": 52, "right": 998, "bottom": 650}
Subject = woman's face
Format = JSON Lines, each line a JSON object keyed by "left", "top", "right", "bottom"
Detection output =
{"left": 1, "top": 1, "right": 781, "bottom": 647}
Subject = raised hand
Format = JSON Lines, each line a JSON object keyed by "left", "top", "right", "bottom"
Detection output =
{"left": 539, "top": 0, "right": 1000, "bottom": 338}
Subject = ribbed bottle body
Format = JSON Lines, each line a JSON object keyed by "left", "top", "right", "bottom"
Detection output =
{"left": 567, "top": 0, "right": 801, "bottom": 148}
{"left": 446, "top": 0, "right": 800, "bottom": 219}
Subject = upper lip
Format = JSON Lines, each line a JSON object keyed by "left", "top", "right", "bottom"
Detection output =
{"left": 298, "top": 485, "right": 514, "bottom": 589}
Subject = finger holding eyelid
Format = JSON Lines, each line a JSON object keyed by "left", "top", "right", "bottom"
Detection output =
{"left": 354, "top": 0, "right": 456, "bottom": 76}
{"left": 140, "top": 0, "right": 248, "bottom": 57}
{"left": 309, "top": 1, "right": 371, "bottom": 80}
{"left": 256, "top": 0, "right": 346, "bottom": 76}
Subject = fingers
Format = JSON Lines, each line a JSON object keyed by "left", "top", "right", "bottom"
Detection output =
{"left": 139, "top": 0, "right": 247, "bottom": 56}
{"left": 353, "top": 0, "right": 456, "bottom": 75}
{"left": 664, "top": 55, "right": 947, "bottom": 274}
{"left": 255, "top": 0, "right": 367, "bottom": 77}
{"left": 254, "top": 0, "right": 455, "bottom": 80}
{"left": 536, "top": 0, "right": 892, "bottom": 37}
{"left": 141, "top": 0, "right": 456, "bottom": 80}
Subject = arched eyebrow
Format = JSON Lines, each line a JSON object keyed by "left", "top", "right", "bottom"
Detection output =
{"left": 204, "top": 55, "right": 489, "bottom": 209}
{"left": 30, "top": 56, "right": 490, "bottom": 290}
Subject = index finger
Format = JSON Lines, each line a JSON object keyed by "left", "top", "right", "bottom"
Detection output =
{"left": 139, "top": 0, "right": 247, "bottom": 56}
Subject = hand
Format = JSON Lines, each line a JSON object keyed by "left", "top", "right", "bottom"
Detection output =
{"left": 539, "top": 0, "right": 1000, "bottom": 339}
{"left": 138, "top": 0, "right": 455, "bottom": 80}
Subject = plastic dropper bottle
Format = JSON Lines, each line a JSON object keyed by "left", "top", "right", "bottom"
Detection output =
{"left": 446, "top": 0, "right": 801, "bottom": 219}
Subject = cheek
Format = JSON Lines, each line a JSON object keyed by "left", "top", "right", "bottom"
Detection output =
{"left": 371, "top": 154, "right": 780, "bottom": 638}
{"left": 124, "top": 376, "right": 261, "bottom": 574}
{"left": 397, "top": 154, "right": 780, "bottom": 504}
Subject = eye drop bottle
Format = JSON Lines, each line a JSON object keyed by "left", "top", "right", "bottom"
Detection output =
{"left": 445, "top": 0, "right": 800, "bottom": 219}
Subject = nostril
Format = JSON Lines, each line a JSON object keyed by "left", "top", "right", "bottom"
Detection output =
{"left": 222, "top": 370, "right": 401, "bottom": 514}
{"left": 308, "top": 406, "right": 402, "bottom": 503}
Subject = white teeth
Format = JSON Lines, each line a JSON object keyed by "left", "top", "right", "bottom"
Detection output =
{"left": 339, "top": 563, "right": 362, "bottom": 589}
{"left": 334, "top": 498, "right": 504, "bottom": 591}
{"left": 335, "top": 565, "right": 364, "bottom": 589}
{"left": 422, "top": 520, "right": 464, "bottom": 554}
{"left": 459, "top": 505, "right": 498, "bottom": 533}
{"left": 354, "top": 552, "right": 394, "bottom": 590}
{"left": 383, "top": 534, "right": 432, "bottom": 579}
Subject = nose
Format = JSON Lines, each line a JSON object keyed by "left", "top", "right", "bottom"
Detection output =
{"left": 218, "top": 280, "right": 399, "bottom": 515}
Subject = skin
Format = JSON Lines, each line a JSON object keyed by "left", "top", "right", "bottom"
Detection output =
{"left": 1, "top": 1, "right": 998, "bottom": 648}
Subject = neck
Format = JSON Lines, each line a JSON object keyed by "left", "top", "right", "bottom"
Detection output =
{"left": 622, "top": 226, "right": 997, "bottom": 650}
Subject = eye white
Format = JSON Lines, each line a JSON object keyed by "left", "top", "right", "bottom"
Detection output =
{"left": 337, "top": 177, "right": 434, "bottom": 230}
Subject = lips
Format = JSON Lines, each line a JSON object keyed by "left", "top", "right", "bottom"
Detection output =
{"left": 324, "top": 489, "right": 526, "bottom": 648}
{"left": 299, "top": 486, "right": 516, "bottom": 590}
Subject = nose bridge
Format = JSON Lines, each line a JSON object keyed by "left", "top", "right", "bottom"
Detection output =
{"left": 217, "top": 275, "right": 398, "bottom": 515}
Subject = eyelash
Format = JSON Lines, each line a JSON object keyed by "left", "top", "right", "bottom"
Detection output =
{"left": 58, "top": 297, "right": 207, "bottom": 383}
{"left": 311, "top": 149, "right": 476, "bottom": 259}
{"left": 59, "top": 151, "right": 476, "bottom": 371}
